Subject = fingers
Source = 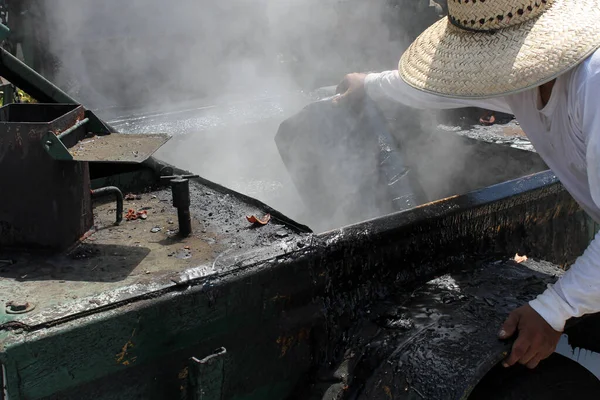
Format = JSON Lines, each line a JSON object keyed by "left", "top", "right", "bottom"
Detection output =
{"left": 336, "top": 76, "right": 350, "bottom": 95}
{"left": 523, "top": 343, "right": 556, "bottom": 369}
{"left": 526, "top": 354, "right": 543, "bottom": 369}
{"left": 503, "top": 337, "right": 530, "bottom": 367}
{"left": 333, "top": 76, "right": 350, "bottom": 106}
{"left": 502, "top": 331, "right": 558, "bottom": 368}
{"left": 499, "top": 305, "right": 562, "bottom": 369}
{"left": 331, "top": 91, "right": 347, "bottom": 106}
{"left": 499, "top": 311, "right": 519, "bottom": 339}
{"left": 518, "top": 345, "right": 538, "bottom": 366}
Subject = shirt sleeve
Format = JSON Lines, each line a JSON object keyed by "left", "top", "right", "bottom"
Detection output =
{"left": 529, "top": 63, "right": 600, "bottom": 332}
{"left": 364, "top": 70, "right": 513, "bottom": 114}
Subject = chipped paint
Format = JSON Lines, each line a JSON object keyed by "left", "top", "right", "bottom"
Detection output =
{"left": 383, "top": 385, "right": 392, "bottom": 399}
{"left": 178, "top": 367, "right": 188, "bottom": 380}
{"left": 276, "top": 328, "right": 311, "bottom": 358}
{"left": 115, "top": 328, "right": 136, "bottom": 366}
{"left": 276, "top": 336, "right": 294, "bottom": 358}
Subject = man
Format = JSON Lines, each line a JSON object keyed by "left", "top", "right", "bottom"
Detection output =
{"left": 335, "top": 0, "right": 600, "bottom": 370}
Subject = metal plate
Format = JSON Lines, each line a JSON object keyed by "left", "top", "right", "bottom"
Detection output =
{"left": 69, "top": 133, "right": 171, "bottom": 163}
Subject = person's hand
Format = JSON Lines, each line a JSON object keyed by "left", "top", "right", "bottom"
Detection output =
{"left": 499, "top": 304, "right": 562, "bottom": 369}
{"left": 333, "top": 73, "right": 368, "bottom": 107}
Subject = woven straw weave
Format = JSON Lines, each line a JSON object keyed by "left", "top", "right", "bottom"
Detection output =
{"left": 449, "top": 0, "right": 553, "bottom": 31}
{"left": 399, "top": 0, "right": 600, "bottom": 99}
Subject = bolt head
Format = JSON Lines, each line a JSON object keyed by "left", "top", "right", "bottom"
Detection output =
{"left": 5, "top": 301, "right": 35, "bottom": 314}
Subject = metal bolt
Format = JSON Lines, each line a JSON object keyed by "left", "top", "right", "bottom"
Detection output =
{"left": 5, "top": 301, "right": 35, "bottom": 314}
{"left": 160, "top": 174, "right": 199, "bottom": 237}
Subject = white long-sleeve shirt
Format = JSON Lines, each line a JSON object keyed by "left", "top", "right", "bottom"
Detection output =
{"left": 364, "top": 49, "right": 600, "bottom": 332}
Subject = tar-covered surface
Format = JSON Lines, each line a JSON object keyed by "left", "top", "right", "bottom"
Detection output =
{"left": 0, "top": 180, "right": 305, "bottom": 328}
{"left": 302, "top": 258, "right": 564, "bottom": 400}
{"left": 105, "top": 91, "right": 318, "bottom": 227}
{"left": 103, "top": 93, "right": 541, "bottom": 232}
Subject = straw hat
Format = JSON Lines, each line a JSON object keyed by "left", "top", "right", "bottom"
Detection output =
{"left": 399, "top": 0, "right": 600, "bottom": 99}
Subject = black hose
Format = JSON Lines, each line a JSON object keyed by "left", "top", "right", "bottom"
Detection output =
{"left": 91, "top": 186, "right": 124, "bottom": 225}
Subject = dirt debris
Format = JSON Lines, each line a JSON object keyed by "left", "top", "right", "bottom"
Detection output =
{"left": 514, "top": 253, "right": 528, "bottom": 263}
{"left": 246, "top": 214, "right": 271, "bottom": 226}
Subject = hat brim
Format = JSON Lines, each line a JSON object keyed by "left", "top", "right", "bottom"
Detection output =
{"left": 399, "top": 0, "right": 600, "bottom": 99}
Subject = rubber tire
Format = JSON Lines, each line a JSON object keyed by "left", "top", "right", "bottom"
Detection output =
{"left": 468, "top": 353, "right": 600, "bottom": 400}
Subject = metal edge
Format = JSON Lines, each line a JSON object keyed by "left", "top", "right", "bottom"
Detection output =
{"left": 145, "top": 156, "right": 313, "bottom": 234}
{"left": 71, "top": 133, "right": 171, "bottom": 164}
{"left": 317, "top": 170, "right": 560, "bottom": 242}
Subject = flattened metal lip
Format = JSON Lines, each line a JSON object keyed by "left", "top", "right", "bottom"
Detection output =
{"left": 69, "top": 132, "right": 171, "bottom": 163}
{"left": 156, "top": 159, "right": 313, "bottom": 234}
{"left": 317, "top": 170, "right": 559, "bottom": 241}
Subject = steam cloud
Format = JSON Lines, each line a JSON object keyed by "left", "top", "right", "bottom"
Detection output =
{"left": 37, "top": 0, "right": 496, "bottom": 232}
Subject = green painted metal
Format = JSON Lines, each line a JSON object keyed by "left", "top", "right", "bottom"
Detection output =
{"left": 0, "top": 167, "right": 596, "bottom": 399}
{"left": 0, "top": 263, "right": 313, "bottom": 399}
{"left": 188, "top": 348, "right": 227, "bottom": 400}
{"left": 0, "top": 47, "right": 76, "bottom": 104}
{"left": 41, "top": 129, "right": 73, "bottom": 160}
{"left": 40, "top": 116, "right": 89, "bottom": 161}
{"left": 0, "top": 22, "right": 9, "bottom": 41}
{"left": 31, "top": 104, "right": 169, "bottom": 163}
{"left": 86, "top": 109, "right": 114, "bottom": 134}
{"left": 56, "top": 117, "right": 89, "bottom": 140}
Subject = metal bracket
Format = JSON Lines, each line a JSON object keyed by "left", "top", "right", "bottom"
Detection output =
{"left": 41, "top": 109, "right": 171, "bottom": 163}
{"left": 42, "top": 129, "right": 73, "bottom": 160}
{"left": 0, "top": 22, "right": 9, "bottom": 42}
{"left": 187, "top": 347, "right": 227, "bottom": 400}
{"left": 41, "top": 116, "right": 91, "bottom": 160}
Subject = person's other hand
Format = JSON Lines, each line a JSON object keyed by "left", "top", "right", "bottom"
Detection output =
{"left": 499, "top": 304, "right": 562, "bottom": 369}
{"left": 334, "top": 73, "right": 368, "bottom": 107}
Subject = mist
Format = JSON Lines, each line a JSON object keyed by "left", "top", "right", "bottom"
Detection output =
{"left": 35, "top": 0, "right": 501, "bottom": 232}
{"left": 40, "top": 0, "right": 430, "bottom": 108}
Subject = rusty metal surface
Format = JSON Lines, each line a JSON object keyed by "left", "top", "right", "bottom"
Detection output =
{"left": 70, "top": 133, "right": 171, "bottom": 163}
{"left": 0, "top": 180, "right": 306, "bottom": 329}
{"left": 0, "top": 103, "right": 93, "bottom": 251}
